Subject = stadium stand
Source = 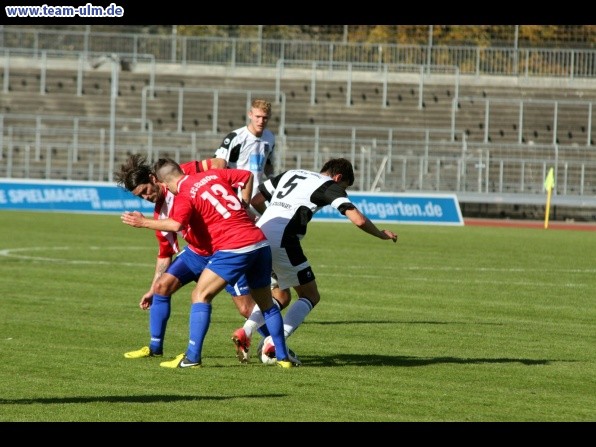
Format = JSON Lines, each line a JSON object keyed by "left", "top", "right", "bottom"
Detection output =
{"left": 1, "top": 43, "right": 595, "bottom": 221}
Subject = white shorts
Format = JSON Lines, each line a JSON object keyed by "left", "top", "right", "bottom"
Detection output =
{"left": 271, "top": 247, "right": 316, "bottom": 290}
{"left": 270, "top": 270, "right": 279, "bottom": 290}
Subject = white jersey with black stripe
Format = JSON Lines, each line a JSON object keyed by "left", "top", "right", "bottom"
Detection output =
{"left": 256, "top": 169, "right": 353, "bottom": 249}
{"left": 214, "top": 126, "right": 275, "bottom": 197}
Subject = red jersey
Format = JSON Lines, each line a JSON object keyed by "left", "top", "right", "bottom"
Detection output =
{"left": 170, "top": 169, "right": 267, "bottom": 252}
{"left": 154, "top": 160, "right": 210, "bottom": 258}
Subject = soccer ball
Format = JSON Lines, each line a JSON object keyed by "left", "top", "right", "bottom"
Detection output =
{"left": 257, "top": 336, "right": 277, "bottom": 365}
{"left": 257, "top": 336, "right": 301, "bottom": 365}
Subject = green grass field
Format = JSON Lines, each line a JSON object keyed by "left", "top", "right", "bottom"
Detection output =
{"left": 0, "top": 210, "right": 595, "bottom": 422}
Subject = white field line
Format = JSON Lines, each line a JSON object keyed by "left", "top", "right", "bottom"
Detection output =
{"left": 0, "top": 246, "right": 154, "bottom": 267}
{"left": 1, "top": 248, "right": 595, "bottom": 287}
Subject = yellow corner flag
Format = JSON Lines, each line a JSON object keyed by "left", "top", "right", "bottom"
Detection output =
{"left": 543, "top": 167, "right": 555, "bottom": 229}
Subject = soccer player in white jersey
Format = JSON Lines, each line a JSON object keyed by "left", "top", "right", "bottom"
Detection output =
{"left": 234, "top": 158, "right": 398, "bottom": 363}
{"left": 212, "top": 99, "right": 293, "bottom": 362}
{"left": 213, "top": 98, "right": 275, "bottom": 201}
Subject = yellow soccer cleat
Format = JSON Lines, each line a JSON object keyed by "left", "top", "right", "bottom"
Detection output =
{"left": 160, "top": 353, "right": 201, "bottom": 369}
{"left": 276, "top": 360, "right": 295, "bottom": 369}
{"left": 124, "top": 346, "right": 162, "bottom": 359}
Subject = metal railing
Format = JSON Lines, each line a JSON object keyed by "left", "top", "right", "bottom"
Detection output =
{"left": 140, "top": 85, "right": 286, "bottom": 136}
{"left": 451, "top": 96, "right": 595, "bottom": 146}
{"left": 1, "top": 27, "right": 595, "bottom": 79}
{"left": 2, "top": 115, "right": 595, "bottom": 208}
{"left": 4, "top": 48, "right": 593, "bottom": 155}
{"left": 1, "top": 47, "right": 156, "bottom": 95}
{"left": 275, "top": 60, "right": 460, "bottom": 108}
{"left": 1, "top": 40, "right": 595, "bottom": 211}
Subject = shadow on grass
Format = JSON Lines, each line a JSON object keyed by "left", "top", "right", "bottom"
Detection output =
{"left": 0, "top": 393, "right": 285, "bottom": 405}
{"left": 306, "top": 320, "right": 504, "bottom": 326}
{"left": 298, "top": 354, "right": 555, "bottom": 367}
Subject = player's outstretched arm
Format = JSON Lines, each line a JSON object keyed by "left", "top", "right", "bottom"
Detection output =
{"left": 139, "top": 256, "right": 172, "bottom": 310}
{"left": 121, "top": 211, "right": 183, "bottom": 232}
{"left": 344, "top": 208, "right": 398, "bottom": 243}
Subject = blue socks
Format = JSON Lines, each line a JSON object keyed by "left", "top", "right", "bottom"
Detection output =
{"left": 257, "top": 299, "right": 280, "bottom": 337}
{"left": 263, "top": 305, "right": 288, "bottom": 361}
{"left": 148, "top": 294, "right": 171, "bottom": 354}
{"left": 186, "top": 302, "right": 211, "bottom": 363}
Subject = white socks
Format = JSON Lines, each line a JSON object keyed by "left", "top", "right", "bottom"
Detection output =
{"left": 244, "top": 296, "right": 314, "bottom": 339}
{"left": 282, "top": 297, "right": 313, "bottom": 338}
{"left": 243, "top": 299, "right": 281, "bottom": 338}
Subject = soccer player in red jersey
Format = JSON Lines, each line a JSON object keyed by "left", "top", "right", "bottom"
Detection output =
{"left": 121, "top": 158, "right": 295, "bottom": 368}
{"left": 115, "top": 154, "right": 258, "bottom": 359}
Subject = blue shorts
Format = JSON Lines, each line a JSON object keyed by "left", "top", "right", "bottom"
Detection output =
{"left": 170, "top": 248, "right": 250, "bottom": 297}
{"left": 166, "top": 254, "right": 201, "bottom": 286}
{"left": 206, "top": 245, "right": 272, "bottom": 290}
{"left": 225, "top": 275, "right": 250, "bottom": 296}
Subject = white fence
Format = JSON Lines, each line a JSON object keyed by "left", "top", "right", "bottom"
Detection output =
{"left": 1, "top": 27, "right": 596, "bottom": 78}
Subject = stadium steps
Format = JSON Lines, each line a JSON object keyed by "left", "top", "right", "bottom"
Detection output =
{"left": 2, "top": 63, "right": 596, "bottom": 191}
